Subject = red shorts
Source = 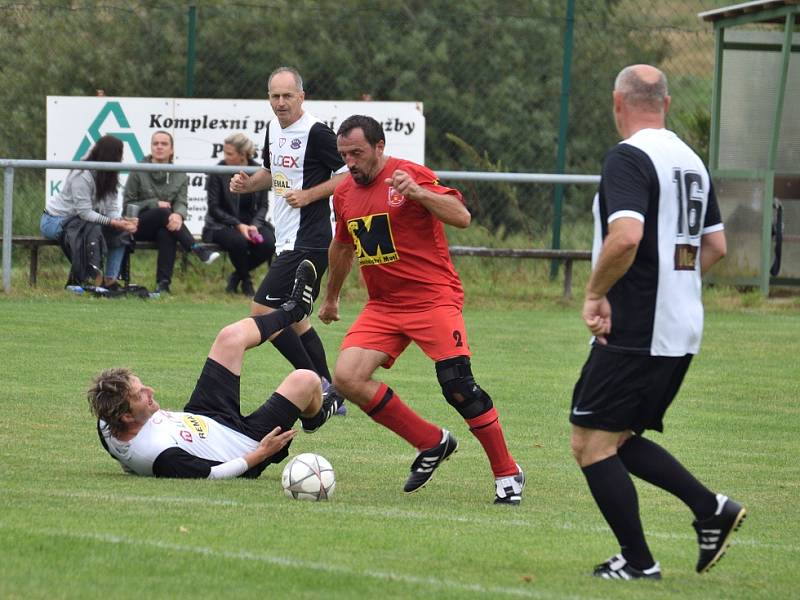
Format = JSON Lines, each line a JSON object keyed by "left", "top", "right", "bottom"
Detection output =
{"left": 341, "top": 304, "right": 471, "bottom": 368}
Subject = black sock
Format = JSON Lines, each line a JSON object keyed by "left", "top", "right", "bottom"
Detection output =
{"left": 250, "top": 311, "right": 294, "bottom": 345}
{"left": 618, "top": 435, "right": 717, "bottom": 520}
{"left": 581, "top": 456, "right": 654, "bottom": 570}
{"left": 270, "top": 328, "right": 316, "bottom": 371}
{"left": 300, "top": 328, "right": 332, "bottom": 381}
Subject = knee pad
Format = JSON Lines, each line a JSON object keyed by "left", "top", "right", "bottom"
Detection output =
{"left": 435, "top": 356, "right": 492, "bottom": 420}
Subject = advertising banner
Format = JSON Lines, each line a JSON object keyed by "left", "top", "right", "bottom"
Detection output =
{"left": 46, "top": 97, "right": 425, "bottom": 234}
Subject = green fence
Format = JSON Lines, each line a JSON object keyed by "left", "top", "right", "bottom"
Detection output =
{"left": 0, "top": 0, "right": 729, "bottom": 246}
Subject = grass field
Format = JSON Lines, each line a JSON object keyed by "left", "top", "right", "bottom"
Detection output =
{"left": 0, "top": 295, "right": 798, "bottom": 599}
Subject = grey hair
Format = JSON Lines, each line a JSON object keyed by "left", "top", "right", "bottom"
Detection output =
{"left": 223, "top": 132, "right": 256, "bottom": 158}
{"left": 268, "top": 66, "right": 304, "bottom": 92}
{"left": 614, "top": 66, "right": 668, "bottom": 112}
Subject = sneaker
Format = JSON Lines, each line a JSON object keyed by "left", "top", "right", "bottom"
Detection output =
{"left": 693, "top": 494, "right": 746, "bottom": 574}
{"left": 494, "top": 464, "right": 525, "bottom": 505}
{"left": 281, "top": 259, "right": 317, "bottom": 320}
{"left": 301, "top": 383, "right": 344, "bottom": 433}
{"left": 155, "top": 280, "right": 171, "bottom": 294}
{"left": 403, "top": 429, "right": 458, "bottom": 493}
{"left": 593, "top": 554, "right": 662, "bottom": 580}
{"left": 335, "top": 401, "right": 347, "bottom": 416}
{"left": 193, "top": 245, "right": 220, "bottom": 265}
{"left": 322, "top": 378, "right": 347, "bottom": 416}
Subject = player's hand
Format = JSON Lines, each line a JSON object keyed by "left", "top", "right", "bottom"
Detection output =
{"left": 582, "top": 295, "right": 611, "bottom": 345}
{"left": 166, "top": 212, "right": 183, "bottom": 232}
{"left": 258, "top": 426, "right": 296, "bottom": 458}
{"left": 284, "top": 189, "right": 311, "bottom": 208}
{"left": 317, "top": 297, "right": 340, "bottom": 324}
{"left": 384, "top": 169, "right": 423, "bottom": 201}
{"left": 230, "top": 171, "right": 250, "bottom": 193}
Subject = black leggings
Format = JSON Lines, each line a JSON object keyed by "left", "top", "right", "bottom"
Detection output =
{"left": 206, "top": 224, "right": 275, "bottom": 280}
{"left": 134, "top": 207, "right": 195, "bottom": 284}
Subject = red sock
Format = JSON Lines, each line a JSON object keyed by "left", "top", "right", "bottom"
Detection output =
{"left": 466, "top": 407, "right": 517, "bottom": 477}
{"left": 361, "top": 383, "right": 441, "bottom": 451}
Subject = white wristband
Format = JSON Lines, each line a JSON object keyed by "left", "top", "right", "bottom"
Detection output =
{"left": 207, "top": 457, "right": 249, "bottom": 480}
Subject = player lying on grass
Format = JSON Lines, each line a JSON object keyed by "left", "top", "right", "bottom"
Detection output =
{"left": 88, "top": 261, "right": 342, "bottom": 479}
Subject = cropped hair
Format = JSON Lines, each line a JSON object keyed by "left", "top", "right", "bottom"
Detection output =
{"left": 337, "top": 115, "right": 386, "bottom": 147}
{"left": 151, "top": 130, "right": 175, "bottom": 162}
{"left": 268, "top": 66, "right": 304, "bottom": 92}
{"left": 224, "top": 132, "right": 256, "bottom": 159}
{"left": 87, "top": 367, "right": 135, "bottom": 438}
{"left": 614, "top": 66, "right": 668, "bottom": 113}
{"left": 85, "top": 134, "right": 123, "bottom": 200}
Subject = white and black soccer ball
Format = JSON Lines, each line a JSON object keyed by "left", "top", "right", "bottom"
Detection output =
{"left": 281, "top": 453, "right": 335, "bottom": 501}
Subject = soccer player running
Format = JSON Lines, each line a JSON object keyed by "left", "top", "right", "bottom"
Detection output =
{"left": 230, "top": 67, "right": 347, "bottom": 413}
{"left": 318, "top": 115, "right": 524, "bottom": 504}
{"left": 88, "top": 261, "right": 340, "bottom": 479}
{"left": 570, "top": 64, "right": 745, "bottom": 580}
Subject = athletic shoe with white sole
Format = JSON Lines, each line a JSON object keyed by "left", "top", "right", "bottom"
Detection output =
{"left": 693, "top": 494, "right": 746, "bottom": 573}
{"left": 403, "top": 429, "right": 458, "bottom": 493}
{"left": 593, "top": 554, "right": 662, "bottom": 580}
{"left": 300, "top": 383, "right": 343, "bottom": 433}
{"left": 281, "top": 259, "right": 317, "bottom": 320}
{"left": 193, "top": 245, "right": 220, "bottom": 265}
{"left": 494, "top": 464, "right": 525, "bottom": 505}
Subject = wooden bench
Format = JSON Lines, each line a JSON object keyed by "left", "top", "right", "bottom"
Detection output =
{"left": 2, "top": 236, "right": 591, "bottom": 298}
{"left": 449, "top": 246, "right": 591, "bottom": 298}
{"left": 0, "top": 235, "right": 223, "bottom": 286}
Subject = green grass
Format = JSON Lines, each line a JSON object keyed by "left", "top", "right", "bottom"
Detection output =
{"left": 0, "top": 295, "right": 798, "bottom": 599}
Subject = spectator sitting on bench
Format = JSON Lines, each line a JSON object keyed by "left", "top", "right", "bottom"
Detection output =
{"left": 123, "top": 130, "right": 219, "bottom": 294}
{"left": 41, "top": 134, "right": 136, "bottom": 288}
{"left": 202, "top": 132, "right": 276, "bottom": 297}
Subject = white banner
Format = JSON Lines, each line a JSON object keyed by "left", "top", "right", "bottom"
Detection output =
{"left": 46, "top": 96, "right": 425, "bottom": 234}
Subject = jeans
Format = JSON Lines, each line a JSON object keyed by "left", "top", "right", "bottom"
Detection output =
{"left": 40, "top": 212, "right": 65, "bottom": 240}
{"left": 105, "top": 245, "right": 125, "bottom": 279}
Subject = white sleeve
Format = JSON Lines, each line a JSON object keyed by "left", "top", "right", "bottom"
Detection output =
{"left": 207, "top": 457, "right": 249, "bottom": 480}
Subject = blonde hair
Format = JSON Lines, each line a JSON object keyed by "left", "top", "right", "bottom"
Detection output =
{"left": 224, "top": 132, "right": 256, "bottom": 159}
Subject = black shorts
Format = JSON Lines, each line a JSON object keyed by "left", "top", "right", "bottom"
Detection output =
{"left": 253, "top": 249, "right": 328, "bottom": 309}
{"left": 569, "top": 346, "right": 693, "bottom": 434}
{"left": 184, "top": 358, "right": 300, "bottom": 467}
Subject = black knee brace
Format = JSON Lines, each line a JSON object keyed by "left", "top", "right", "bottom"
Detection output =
{"left": 435, "top": 356, "right": 493, "bottom": 420}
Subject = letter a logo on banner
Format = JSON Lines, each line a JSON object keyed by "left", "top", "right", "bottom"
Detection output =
{"left": 72, "top": 101, "right": 145, "bottom": 161}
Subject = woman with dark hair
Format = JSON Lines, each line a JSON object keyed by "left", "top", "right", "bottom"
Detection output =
{"left": 202, "top": 132, "right": 275, "bottom": 296}
{"left": 124, "top": 130, "right": 219, "bottom": 294}
{"left": 41, "top": 134, "right": 136, "bottom": 287}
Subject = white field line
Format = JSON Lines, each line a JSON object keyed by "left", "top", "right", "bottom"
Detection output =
{"left": 3, "top": 488, "right": 794, "bottom": 553}
{"left": 0, "top": 522, "right": 599, "bottom": 600}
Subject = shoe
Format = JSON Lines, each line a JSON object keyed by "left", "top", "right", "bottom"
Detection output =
{"left": 281, "top": 259, "right": 317, "bottom": 320}
{"left": 240, "top": 277, "right": 255, "bottom": 297}
{"left": 494, "top": 464, "right": 525, "bottom": 505}
{"left": 403, "top": 429, "right": 458, "bottom": 493}
{"left": 593, "top": 554, "right": 662, "bottom": 580}
{"left": 155, "top": 280, "right": 171, "bottom": 294}
{"left": 693, "top": 494, "right": 746, "bottom": 574}
{"left": 301, "top": 383, "right": 344, "bottom": 433}
{"left": 225, "top": 272, "right": 240, "bottom": 294}
{"left": 193, "top": 245, "right": 220, "bottom": 265}
{"left": 335, "top": 401, "right": 347, "bottom": 416}
{"left": 321, "top": 378, "right": 347, "bottom": 416}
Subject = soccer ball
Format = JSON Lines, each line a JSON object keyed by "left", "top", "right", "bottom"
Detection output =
{"left": 281, "top": 453, "right": 336, "bottom": 501}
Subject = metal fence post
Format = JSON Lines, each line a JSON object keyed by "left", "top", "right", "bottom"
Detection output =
{"left": 3, "top": 166, "right": 15, "bottom": 293}
{"left": 550, "top": 0, "right": 576, "bottom": 279}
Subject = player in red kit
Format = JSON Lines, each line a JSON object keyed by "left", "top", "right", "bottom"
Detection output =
{"left": 318, "top": 115, "right": 524, "bottom": 504}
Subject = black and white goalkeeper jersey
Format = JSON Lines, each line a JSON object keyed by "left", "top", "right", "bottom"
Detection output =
{"left": 592, "top": 128, "right": 724, "bottom": 357}
{"left": 261, "top": 112, "right": 346, "bottom": 254}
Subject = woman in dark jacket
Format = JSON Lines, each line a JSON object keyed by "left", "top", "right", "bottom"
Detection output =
{"left": 202, "top": 132, "right": 276, "bottom": 296}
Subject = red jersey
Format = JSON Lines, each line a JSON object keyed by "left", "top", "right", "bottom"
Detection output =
{"left": 333, "top": 157, "right": 465, "bottom": 311}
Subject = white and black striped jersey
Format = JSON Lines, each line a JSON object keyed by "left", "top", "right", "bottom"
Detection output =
{"left": 261, "top": 112, "right": 346, "bottom": 254}
{"left": 99, "top": 410, "right": 258, "bottom": 477}
{"left": 592, "top": 128, "right": 724, "bottom": 356}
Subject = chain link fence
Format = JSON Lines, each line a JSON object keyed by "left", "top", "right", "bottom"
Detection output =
{"left": 1, "top": 0, "right": 729, "bottom": 248}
